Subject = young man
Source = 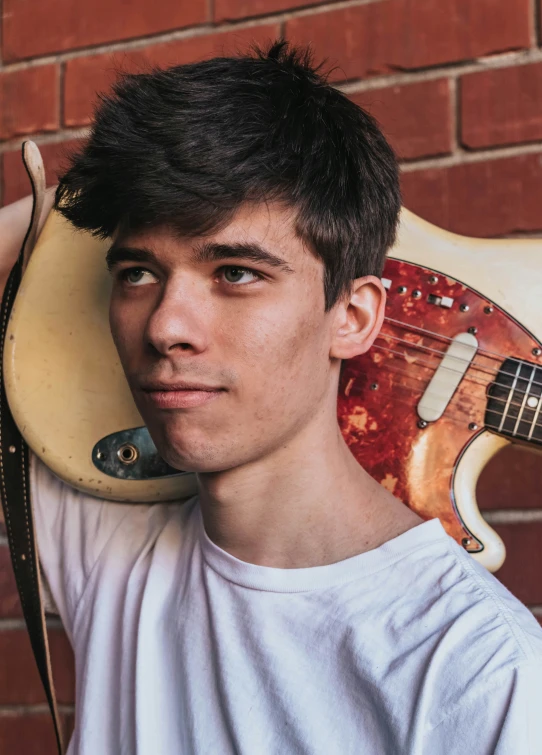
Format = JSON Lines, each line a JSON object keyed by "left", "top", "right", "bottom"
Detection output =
{"left": 2, "top": 41, "right": 542, "bottom": 754}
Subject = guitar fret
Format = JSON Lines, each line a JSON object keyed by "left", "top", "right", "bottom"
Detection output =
{"left": 512, "top": 364, "right": 537, "bottom": 437}
{"left": 485, "top": 356, "right": 542, "bottom": 448}
{"left": 528, "top": 383, "right": 542, "bottom": 440}
{"left": 497, "top": 361, "right": 522, "bottom": 434}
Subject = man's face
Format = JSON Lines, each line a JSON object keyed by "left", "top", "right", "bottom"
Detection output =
{"left": 108, "top": 203, "right": 341, "bottom": 473}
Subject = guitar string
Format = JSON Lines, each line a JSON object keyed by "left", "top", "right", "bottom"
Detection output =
{"left": 373, "top": 343, "right": 498, "bottom": 392}
{"left": 377, "top": 330, "right": 542, "bottom": 394}
{"left": 388, "top": 360, "right": 541, "bottom": 439}
{"left": 373, "top": 341, "right": 522, "bottom": 398}
{"left": 371, "top": 345, "right": 520, "bottom": 415}
{"left": 384, "top": 317, "right": 542, "bottom": 368}
{"left": 383, "top": 315, "right": 538, "bottom": 365}
{"left": 346, "top": 353, "right": 541, "bottom": 438}
{"left": 383, "top": 318, "right": 539, "bottom": 383}
{"left": 380, "top": 340, "right": 542, "bottom": 409}
{"left": 371, "top": 343, "right": 542, "bottom": 417}
{"left": 342, "top": 362, "right": 527, "bottom": 438}
{"left": 360, "top": 364, "right": 493, "bottom": 428}
{"left": 378, "top": 332, "right": 540, "bottom": 387}
{"left": 345, "top": 305, "right": 542, "bottom": 427}
{"left": 378, "top": 333, "right": 494, "bottom": 377}
{"left": 341, "top": 382, "right": 475, "bottom": 430}
{"left": 378, "top": 358, "right": 529, "bottom": 417}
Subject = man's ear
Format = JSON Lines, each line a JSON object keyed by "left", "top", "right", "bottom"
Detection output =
{"left": 329, "top": 275, "right": 386, "bottom": 360}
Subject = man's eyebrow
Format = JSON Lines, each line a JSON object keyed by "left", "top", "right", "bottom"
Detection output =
{"left": 192, "top": 241, "right": 295, "bottom": 273}
{"left": 105, "top": 241, "right": 296, "bottom": 274}
{"left": 105, "top": 245, "right": 158, "bottom": 271}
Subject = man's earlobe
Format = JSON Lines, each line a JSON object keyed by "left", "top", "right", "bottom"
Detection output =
{"left": 329, "top": 276, "right": 386, "bottom": 361}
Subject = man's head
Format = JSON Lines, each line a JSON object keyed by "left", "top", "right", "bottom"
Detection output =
{"left": 55, "top": 41, "right": 400, "bottom": 473}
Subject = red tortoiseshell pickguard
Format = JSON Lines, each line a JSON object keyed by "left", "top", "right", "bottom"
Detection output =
{"left": 337, "top": 259, "right": 542, "bottom": 551}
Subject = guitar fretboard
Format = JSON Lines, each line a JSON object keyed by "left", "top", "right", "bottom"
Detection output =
{"left": 485, "top": 358, "right": 542, "bottom": 445}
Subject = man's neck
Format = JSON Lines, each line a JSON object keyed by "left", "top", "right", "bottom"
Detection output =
{"left": 195, "top": 411, "right": 423, "bottom": 569}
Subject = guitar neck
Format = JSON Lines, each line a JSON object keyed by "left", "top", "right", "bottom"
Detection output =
{"left": 486, "top": 357, "right": 542, "bottom": 447}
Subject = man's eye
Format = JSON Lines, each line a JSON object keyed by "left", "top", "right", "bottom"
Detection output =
{"left": 120, "top": 268, "right": 156, "bottom": 286}
{"left": 221, "top": 266, "right": 262, "bottom": 285}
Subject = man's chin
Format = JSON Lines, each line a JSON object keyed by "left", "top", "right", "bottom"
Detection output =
{"left": 148, "top": 427, "right": 228, "bottom": 474}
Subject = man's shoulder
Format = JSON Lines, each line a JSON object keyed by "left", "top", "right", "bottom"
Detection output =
{"left": 327, "top": 519, "right": 542, "bottom": 668}
{"left": 32, "top": 452, "right": 200, "bottom": 626}
{"left": 410, "top": 530, "right": 542, "bottom": 724}
{"left": 447, "top": 536, "right": 542, "bottom": 665}
{"left": 386, "top": 520, "right": 542, "bottom": 664}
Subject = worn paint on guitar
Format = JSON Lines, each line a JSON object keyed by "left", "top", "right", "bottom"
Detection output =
{"left": 338, "top": 259, "right": 542, "bottom": 551}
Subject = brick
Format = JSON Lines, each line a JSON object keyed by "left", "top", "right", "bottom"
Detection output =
{"left": 401, "top": 153, "right": 542, "bottom": 237}
{"left": 2, "top": 0, "right": 208, "bottom": 61}
{"left": 286, "top": 0, "right": 531, "bottom": 83}
{"left": 215, "top": 0, "right": 333, "bottom": 21}
{"left": 477, "top": 445, "right": 542, "bottom": 510}
{"left": 64, "top": 24, "right": 281, "bottom": 128}
{"left": 461, "top": 62, "right": 542, "bottom": 149}
{"left": 0, "top": 713, "right": 72, "bottom": 755}
{"left": 0, "top": 546, "right": 21, "bottom": 618}
{"left": 493, "top": 522, "right": 542, "bottom": 605}
{"left": 2, "top": 139, "right": 84, "bottom": 206}
{"left": 0, "top": 627, "right": 74, "bottom": 704}
{"left": 0, "top": 65, "right": 59, "bottom": 142}
{"left": 351, "top": 79, "right": 452, "bottom": 161}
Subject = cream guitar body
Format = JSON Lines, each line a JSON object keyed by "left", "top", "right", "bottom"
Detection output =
{"left": 4, "top": 211, "right": 196, "bottom": 504}
{"left": 5, "top": 208, "right": 542, "bottom": 570}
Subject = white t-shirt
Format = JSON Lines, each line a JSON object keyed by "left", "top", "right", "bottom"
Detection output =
{"left": 31, "top": 454, "right": 542, "bottom": 754}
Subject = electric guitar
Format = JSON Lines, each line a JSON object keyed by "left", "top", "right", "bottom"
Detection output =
{"left": 5, "top": 205, "right": 542, "bottom": 572}
{"left": 339, "top": 212, "right": 542, "bottom": 572}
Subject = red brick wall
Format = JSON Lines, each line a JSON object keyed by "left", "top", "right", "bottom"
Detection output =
{"left": 1, "top": 0, "right": 542, "bottom": 751}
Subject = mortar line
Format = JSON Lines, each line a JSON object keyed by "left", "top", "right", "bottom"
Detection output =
{"left": 0, "top": 0, "right": 380, "bottom": 69}
{"left": 340, "top": 48, "right": 542, "bottom": 96}
{"left": 400, "top": 140, "right": 542, "bottom": 172}
{"left": 0, "top": 703, "right": 75, "bottom": 716}
{"left": 482, "top": 509, "right": 542, "bottom": 524}
{"left": 0, "top": 127, "right": 90, "bottom": 155}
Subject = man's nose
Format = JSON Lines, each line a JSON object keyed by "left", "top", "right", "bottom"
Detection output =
{"left": 144, "top": 280, "right": 210, "bottom": 357}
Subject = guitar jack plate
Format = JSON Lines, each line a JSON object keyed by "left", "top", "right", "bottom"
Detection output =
{"left": 92, "top": 427, "right": 185, "bottom": 480}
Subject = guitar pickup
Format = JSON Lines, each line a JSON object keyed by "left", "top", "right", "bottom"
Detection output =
{"left": 428, "top": 293, "right": 454, "bottom": 308}
{"left": 417, "top": 332, "right": 478, "bottom": 422}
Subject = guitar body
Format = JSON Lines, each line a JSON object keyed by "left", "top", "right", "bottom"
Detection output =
{"left": 3, "top": 212, "right": 197, "bottom": 504}
{"left": 338, "top": 211, "right": 542, "bottom": 571}
{"left": 5, "top": 208, "right": 542, "bottom": 570}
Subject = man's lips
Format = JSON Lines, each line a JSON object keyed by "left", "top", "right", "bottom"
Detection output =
{"left": 138, "top": 383, "right": 226, "bottom": 409}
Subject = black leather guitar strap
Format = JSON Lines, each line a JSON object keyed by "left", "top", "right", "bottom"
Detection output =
{"left": 0, "top": 141, "right": 64, "bottom": 754}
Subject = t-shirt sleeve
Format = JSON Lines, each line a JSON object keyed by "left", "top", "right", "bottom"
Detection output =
{"left": 30, "top": 452, "right": 144, "bottom": 637}
{"left": 425, "top": 660, "right": 542, "bottom": 754}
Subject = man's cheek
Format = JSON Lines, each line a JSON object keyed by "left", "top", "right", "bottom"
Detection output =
{"left": 115, "top": 323, "right": 143, "bottom": 367}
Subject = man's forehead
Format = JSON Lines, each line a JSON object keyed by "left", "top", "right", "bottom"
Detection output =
{"left": 111, "top": 202, "right": 312, "bottom": 270}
